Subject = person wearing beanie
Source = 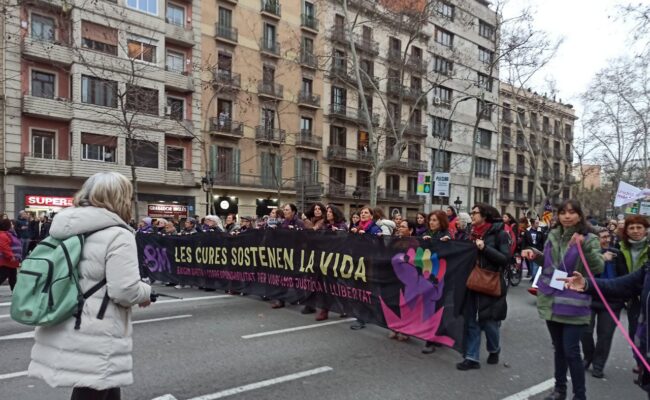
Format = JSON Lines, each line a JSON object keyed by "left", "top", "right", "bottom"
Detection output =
{"left": 137, "top": 217, "right": 154, "bottom": 234}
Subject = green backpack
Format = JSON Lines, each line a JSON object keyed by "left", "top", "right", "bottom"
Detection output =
{"left": 11, "top": 230, "right": 112, "bottom": 329}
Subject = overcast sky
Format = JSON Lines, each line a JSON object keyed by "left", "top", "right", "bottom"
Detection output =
{"left": 501, "top": 0, "right": 647, "bottom": 122}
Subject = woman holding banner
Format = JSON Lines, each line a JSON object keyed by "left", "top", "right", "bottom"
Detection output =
{"left": 521, "top": 200, "right": 603, "bottom": 400}
{"left": 457, "top": 204, "right": 510, "bottom": 371}
{"left": 561, "top": 255, "right": 650, "bottom": 399}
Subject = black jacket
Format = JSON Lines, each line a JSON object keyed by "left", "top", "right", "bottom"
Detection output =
{"left": 464, "top": 222, "right": 511, "bottom": 322}
{"left": 522, "top": 228, "right": 545, "bottom": 252}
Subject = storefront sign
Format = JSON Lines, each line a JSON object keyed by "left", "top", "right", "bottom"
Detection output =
{"left": 25, "top": 195, "right": 74, "bottom": 208}
{"left": 433, "top": 172, "right": 450, "bottom": 197}
{"left": 147, "top": 204, "right": 188, "bottom": 219}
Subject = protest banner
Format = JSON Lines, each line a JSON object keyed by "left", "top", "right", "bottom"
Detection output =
{"left": 137, "top": 230, "right": 476, "bottom": 350}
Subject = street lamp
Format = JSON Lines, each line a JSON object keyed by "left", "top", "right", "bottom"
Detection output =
{"left": 454, "top": 196, "right": 463, "bottom": 212}
{"left": 352, "top": 186, "right": 362, "bottom": 212}
{"left": 201, "top": 171, "right": 214, "bottom": 215}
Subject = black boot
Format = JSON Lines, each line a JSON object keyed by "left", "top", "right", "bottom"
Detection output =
{"left": 543, "top": 390, "right": 566, "bottom": 400}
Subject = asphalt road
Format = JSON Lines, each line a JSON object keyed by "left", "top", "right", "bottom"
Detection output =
{"left": 0, "top": 282, "right": 645, "bottom": 400}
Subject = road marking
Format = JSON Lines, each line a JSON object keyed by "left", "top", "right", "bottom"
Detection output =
{"left": 500, "top": 378, "right": 559, "bottom": 400}
{"left": 185, "top": 366, "right": 333, "bottom": 400}
{"left": 242, "top": 318, "right": 356, "bottom": 339}
{"left": 0, "top": 314, "right": 193, "bottom": 341}
{"left": 0, "top": 370, "right": 28, "bottom": 381}
{"left": 0, "top": 294, "right": 231, "bottom": 308}
{"left": 0, "top": 314, "right": 10, "bottom": 319}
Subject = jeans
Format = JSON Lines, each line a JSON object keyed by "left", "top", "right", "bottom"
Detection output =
{"left": 71, "top": 387, "right": 121, "bottom": 400}
{"left": 529, "top": 261, "right": 539, "bottom": 279}
{"left": 464, "top": 298, "right": 501, "bottom": 362}
{"left": 581, "top": 305, "right": 620, "bottom": 372}
{"left": 547, "top": 321, "right": 587, "bottom": 400}
{"left": 20, "top": 238, "right": 31, "bottom": 259}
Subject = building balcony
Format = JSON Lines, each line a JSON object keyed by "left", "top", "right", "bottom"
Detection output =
{"left": 295, "top": 131, "right": 322, "bottom": 150}
{"left": 515, "top": 166, "right": 526, "bottom": 176}
{"left": 212, "top": 70, "right": 241, "bottom": 91}
{"left": 326, "top": 146, "right": 372, "bottom": 166}
{"left": 159, "top": 117, "right": 194, "bottom": 136}
{"left": 516, "top": 140, "right": 527, "bottom": 151}
{"left": 328, "top": 64, "right": 355, "bottom": 84}
{"left": 164, "top": 169, "right": 197, "bottom": 186}
{"left": 385, "top": 158, "right": 427, "bottom": 172}
{"left": 260, "top": 38, "right": 281, "bottom": 57}
{"left": 301, "top": 14, "right": 319, "bottom": 32}
{"left": 566, "top": 153, "right": 573, "bottom": 162}
{"left": 565, "top": 175, "right": 576, "bottom": 184}
{"left": 21, "top": 36, "right": 73, "bottom": 65}
{"left": 406, "top": 56, "right": 426, "bottom": 75}
{"left": 21, "top": 153, "right": 72, "bottom": 177}
{"left": 501, "top": 138, "right": 512, "bottom": 148}
{"left": 500, "top": 192, "right": 515, "bottom": 202}
{"left": 387, "top": 48, "right": 402, "bottom": 63}
{"left": 215, "top": 24, "right": 238, "bottom": 44}
{"left": 553, "top": 172, "right": 562, "bottom": 181}
{"left": 22, "top": 94, "right": 72, "bottom": 121}
{"left": 554, "top": 149, "right": 562, "bottom": 159}
{"left": 359, "top": 73, "right": 379, "bottom": 91}
{"left": 502, "top": 112, "right": 513, "bottom": 123}
{"left": 501, "top": 164, "right": 513, "bottom": 174}
{"left": 297, "top": 91, "right": 320, "bottom": 108}
{"left": 330, "top": 29, "right": 379, "bottom": 56}
{"left": 327, "top": 104, "right": 379, "bottom": 126}
{"left": 566, "top": 131, "right": 574, "bottom": 141}
{"left": 260, "top": 0, "right": 281, "bottom": 19}
{"left": 164, "top": 68, "right": 194, "bottom": 92}
{"left": 513, "top": 193, "right": 526, "bottom": 202}
{"left": 326, "top": 183, "right": 364, "bottom": 200}
{"left": 378, "top": 188, "right": 405, "bottom": 201}
{"left": 403, "top": 123, "right": 427, "bottom": 138}
{"left": 542, "top": 170, "right": 552, "bottom": 180}
{"left": 258, "top": 82, "right": 284, "bottom": 99}
{"left": 166, "top": 21, "right": 194, "bottom": 46}
{"left": 255, "top": 126, "right": 286, "bottom": 144}
{"left": 214, "top": 172, "right": 296, "bottom": 191}
{"left": 299, "top": 50, "right": 318, "bottom": 69}
{"left": 209, "top": 118, "right": 244, "bottom": 138}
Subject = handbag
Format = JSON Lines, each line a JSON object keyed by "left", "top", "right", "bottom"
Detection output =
{"left": 466, "top": 261, "right": 501, "bottom": 297}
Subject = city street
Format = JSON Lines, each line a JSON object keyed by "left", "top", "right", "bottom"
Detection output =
{"left": 0, "top": 283, "right": 645, "bottom": 400}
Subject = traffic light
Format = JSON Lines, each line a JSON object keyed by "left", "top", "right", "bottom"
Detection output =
{"left": 423, "top": 175, "right": 432, "bottom": 193}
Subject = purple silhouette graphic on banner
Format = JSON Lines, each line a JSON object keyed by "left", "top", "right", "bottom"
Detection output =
{"left": 143, "top": 244, "right": 171, "bottom": 273}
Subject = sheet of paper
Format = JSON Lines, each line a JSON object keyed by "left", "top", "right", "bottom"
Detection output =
{"left": 531, "top": 266, "right": 543, "bottom": 288}
{"left": 550, "top": 269, "right": 568, "bottom": 291}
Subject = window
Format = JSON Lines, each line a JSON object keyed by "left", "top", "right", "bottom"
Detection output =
{"left": 475, "top": 157, "right": 492, "bottom": 178}
{"left": 81, "top": 75, "right": 117, "bottom": 108}
{"left": 517, "top": 108, "right": 526, "bottom": 126}
{"left": 386, "top": 175, "right": 400, "bottom": 192}
{"left": 478, "top": 46, "right": 493, "bottom": 64}
{"left": 217, "top": 52, "right": 233, "bottom": 75}
{"left": 478, "top": 73, "right": 493, "bottom": 91}
{"left": 300, "top": 116, "right": 312, "bottom": 134}
{"left": 330, "top": 125, "right": 346, "bottom": 146}
{"left": 479, "top": 20, "right": 495, "bottom": 40}
{"left": 515, "top": 179, "right": 523, "bottom": 195}
{"left": 166, "top": 97, "right": 184, "bottom": 120}
{"left": 333, "top": 49, "right": 346, "bottom": 70}
{"left": 389, "top": 37, "right": 401, "bottom": 56}
{"left": 219, "top": 7, "right": 233, "bottom": 30}
{"left": 262, "top": 108, "right": 275, "bottom": 130}
{"left": 166, "top": 50, "right": 185, "bottom": 73}
{"left": 32, "top": 130, "right": 55, "bottom": 159}
{"left": 565, "top": 124, "right": 572, "bottom": 139}
{"left": 126, "top": 139, "right": 159, "bottom": 168}
{"left": 304, "top": 1, "right": 315, "bottom": 18}
{"left": 332, "top": 86, "right": 346, "bottom": 108}
{"left": 433, "top": 55, "right": 453, "bottom": 75}
{"left": 263, "top": 23, "right": 277, "bottom": 50}
{"left": 128, "top": 39, "right": 156, "bottom": 63}
{"left": 435, "top": 1, "right": 454, "bottom": 20}
{"left": 261, "top": 152, "right": 282, "bottom": 186}
{"left": 435, "top": 27, "right": 453, "bottom": 47}
{"left": 530, "top": 112, "right": 539, "bottom": 130}
{"left": 126, "top": 85, "right": 159, "bottom": 115}
{"left": 126, "top": 0, "right": 158, "bottom": 15}
{"left": 214, "top": 146, "right": 235, "bottom": 177}
{"left": 81, "top": 133, "right": 116, "bottom": 163}
{"left": 410, "top": 108, "right": 422, "bottom": 126}
{"left": 31, "top": 70, "right": 55, "bottom": 98}
{"left": 476, "top": 129, "right": 492, "bottom": 148}
{"left": 81, "top": 21, "right": 118, "bottom": 55}
{"left": 166, "top": 3, "right": 185, "bottom": 26}
{"left": 543, "top": 116, "right": 550, "bottom": 133}
{"left": 432, "top": 116, "right": 451, "bottom": 140}
{"left": 385, "top": 136, "right": 396, "bottom": 157}
{"left": 329, "top": 166, "right": 346, "bottom": 186}
{"left": 301, "top": 78, "right": 313, "bottom": 95}
{"left": 474, "top": 187, "right": 491, "bottom": 204}
{"left": 432, "top": 150, "right": 451, "bottom": 172}
{"left": 31, "top": 13, "right": 55, "bottom": 42}
{"left": 358, "top": 130, "right": 369, "bottom": 150}
{"left": 408, "top": 143, "right": 421, "bottom": 160}
{"left": 502, "top": 127, "right": 511, "bottom": 145}
{"left": 166, "top": 146, "right": 184, "bottom": 171}
{"left": 357, "top": 170, "right": 370, "bottom": 188}
{"left": 500, "top": 178, "right": 509, "bottom": 194}
{"left": 262, "top": 64, "right": 275, "bottom": 84}
{"left": 477, "top": 101, "right": 493, "bottom": 120}
{"left": 296, "top": 158, "right": 316, "bottom": 184}
{"left": 554, "top": 120, "right": 561, "bottom": 135}
{"left": 433, "top": 86, "right": 452, "bottom": 106}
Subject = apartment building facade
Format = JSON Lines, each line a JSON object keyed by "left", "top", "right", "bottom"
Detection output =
{"left": 497, "top": 83, "right": 576, "bottom": 218}
{"left": 2, "top": 0, "right": 203, "bottom": 218}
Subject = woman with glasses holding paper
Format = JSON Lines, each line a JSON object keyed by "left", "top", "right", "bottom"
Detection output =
{"left": 521, "top": 200, "right": 603, "bottom": 400}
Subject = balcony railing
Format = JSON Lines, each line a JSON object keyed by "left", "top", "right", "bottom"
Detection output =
{"left": 212, "top": 70, "right": 241, "bottom": 89}
{"left": 257, "top": 81, "right": 284, "bottom": 98}
{"left": 330, "top": 29, "right": 379, "bottom": 56}
{"left": 213, "top": 173, "right": 296, "bottom": 190}
{"left": 260, "top": 38, "right": 281, "bottom": 56}
{"left": 215, "top": 24, "right": 238, "bottom": 42}
{"left": 378, "top": 188, "right": 404, "bottom": 201}
{"left": 403, "top": 123, "right": 427, "bottom": 138}
{"left": 406, "top": 56, "right": 425, "bottom": 74}
{"left": 327, "top": 104, "right": 379, "bottom": 126}
{"left": 566, "top": 153, "right": 574, "bottom": 162}
{"left": 326, "top": 146, "right": 372, "bottom": 164}
{"left": 255, "top": 126, "right": 286, "bottom": 142}
{"left": 300, "top": 50, "right": 318, "bottom": 68}
{"left": 260, "top": 0, "right": 281, "bottom": 17}
{"left": 501, "top": 164, "right": 513, "bottom": 174}
{"left": 500, "top": 192, "right": 515, "bottom": 201}
{"left": 301, "top": 14, "right": 319, "bottom": 31}
{"left": 502, "top": 112, "right": 513, "bottom": 123}
{"left": 209, "top": 118, "right": 244, "bottom": 136}
{"left": 515, "top": 166, "right": 526, "bottom": 175}
{"left": 501, "top": 138, "right": 512, "bottom": 148}
{"left": 296, "top": 131, "right": 322, "bottom": 148}
{"left": 387, "top": 48, "right": 402, "bottom": 63}
{"left": 514, "top": 193, "right": 527, "bottom": 202}
{"left": 297, "top": 91, "right": 320, "bottom": 107}
{"left": 386, "top": 158, "right": 427, "bottom": 171}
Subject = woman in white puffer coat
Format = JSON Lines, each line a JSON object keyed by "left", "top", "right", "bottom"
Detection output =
{"left": 28, "top": 172, "right": 152, "bottom": 400}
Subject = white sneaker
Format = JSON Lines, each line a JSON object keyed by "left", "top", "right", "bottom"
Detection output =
{"left": 174, "top": 285, "right": 185, "bottom": 289}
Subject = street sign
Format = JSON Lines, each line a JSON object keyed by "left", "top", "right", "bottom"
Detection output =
{"left": 640, "top": 201, "right": 650, "bottom": 216}
{"left": 433, "top": 172, "right": 450, "bottom": 197}
{"left": 416, "top": 172, "right": 431, "bottom": 195}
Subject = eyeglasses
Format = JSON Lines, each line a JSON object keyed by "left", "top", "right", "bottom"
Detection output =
{"left": 470, "top": 211, "right": 480, "bottom": 216}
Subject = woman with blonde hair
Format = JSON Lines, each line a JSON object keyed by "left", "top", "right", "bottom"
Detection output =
{"left": 28, "top": 172, "right": 152, "bottom": 400}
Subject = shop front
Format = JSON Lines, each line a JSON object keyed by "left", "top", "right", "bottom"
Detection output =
{"left": 15, "top": 187, "right": 77, "bottom": 218}
{"left": 147, "top": 204, "right": 189, "bottom": 220}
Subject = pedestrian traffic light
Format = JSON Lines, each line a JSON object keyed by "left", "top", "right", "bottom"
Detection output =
{"left": 423, "top": 175, "right": 432, "bottom": 193}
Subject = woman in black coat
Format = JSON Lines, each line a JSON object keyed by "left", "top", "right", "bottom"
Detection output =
{"left": 562, "top": 263, "right": 650, "bottom": 399}
{"left": 457, "top": 204, "right": 510, "bottom": 371}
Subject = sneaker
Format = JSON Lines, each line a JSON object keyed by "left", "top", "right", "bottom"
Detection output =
{"left": 487, "top": 352, "right": 499, "bottom": 365}
{"left": 315, "top": 310, "right": 329, "bottom": 321}
{"left": 456, "top": 359, "right": 480, "bottom": 371}
{"left": 350, "top": 321, "right": 366, "bottom": 330}
{"left": 591, "top": 369, "right": 604, "bottom": 379}
{"left": 422, "top": 343, "right": 436, "bottom": 354}
{"left": 174, "top": 284, "right": 185, "bottom": 289}
{"left": 543, "top": 391, "right": 567, "bottom": 400}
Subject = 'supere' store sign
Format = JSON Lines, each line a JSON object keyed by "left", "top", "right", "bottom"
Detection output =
{"left": 25, "top": 195, "right": 74, "bottom": 208}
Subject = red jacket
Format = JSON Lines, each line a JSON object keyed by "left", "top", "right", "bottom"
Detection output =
{"left": 0, "top": 231, "right": 19, "bottom": 268}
